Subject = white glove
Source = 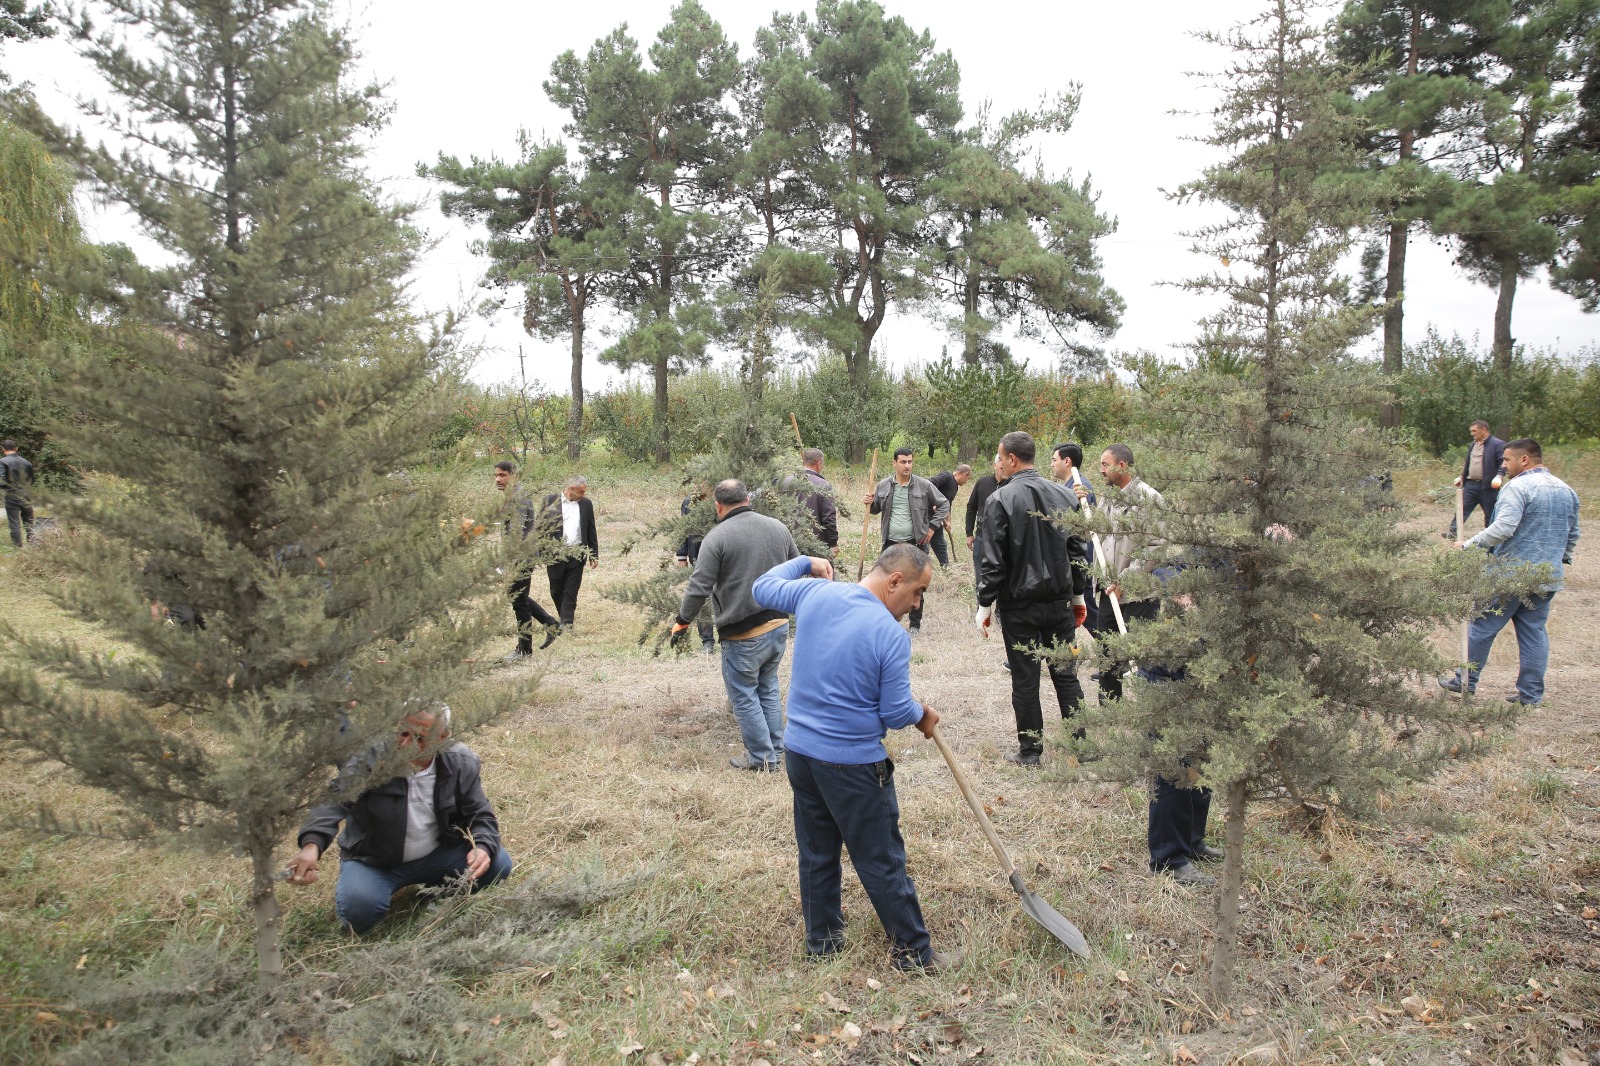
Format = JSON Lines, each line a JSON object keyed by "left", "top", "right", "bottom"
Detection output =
{"left": 1453, "top": 476, "right": 1462, "bottom": 487}
{"left": 1490, "top": 476, "right": 1503, "bottom": 489}
{"left": 975, "top": 603, "right": 994, "bottom": 636}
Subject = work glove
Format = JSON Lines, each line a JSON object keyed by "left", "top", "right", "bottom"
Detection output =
{"left": 669, "top": 619, "right": 691, "bottom": 647}
{"left": 975, "top": 602, "right": 994, "bottom": 639}
{"left": 1072, "top": 594, "right": 1087, "bottom": 629}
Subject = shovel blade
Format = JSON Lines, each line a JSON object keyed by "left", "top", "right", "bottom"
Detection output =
{"left": 1010, "top": 873, "right": 1091, "bottom": 959}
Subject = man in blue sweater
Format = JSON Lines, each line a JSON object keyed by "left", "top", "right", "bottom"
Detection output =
{"left": 752, "top": 543, "right": 959, "bottom": 971}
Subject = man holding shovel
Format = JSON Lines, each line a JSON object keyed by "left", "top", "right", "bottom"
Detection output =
{"left": 752, "top": 544, "right": 960, "bottom": 971}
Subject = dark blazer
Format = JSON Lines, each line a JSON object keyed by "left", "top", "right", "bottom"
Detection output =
{"left": 1461, "top": 435, "right": 1507, "bottom": 486}
{"left": 965, "top": 474, "right": 1003, "bottom": 537}
{"left": 298, "top": 745, "right": 503, "bottom": 866}
{"left": 540, "top": 493, "right": 599, "bottom": 560}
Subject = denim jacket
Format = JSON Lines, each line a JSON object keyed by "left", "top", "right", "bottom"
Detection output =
{"left": 1465, "top": 468, "right": 1581, "bottom": 592}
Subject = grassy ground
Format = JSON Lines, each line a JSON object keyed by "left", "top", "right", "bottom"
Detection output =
{"left": 1, "top": 452, "right": 1597, "bottom": 1064}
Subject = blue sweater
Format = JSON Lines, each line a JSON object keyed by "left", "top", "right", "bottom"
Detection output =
{"left": 752, "top": 557, "right": 925, "bottom": 763}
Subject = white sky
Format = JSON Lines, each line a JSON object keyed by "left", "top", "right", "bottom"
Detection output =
{"left": 8, "top": 0, "right": 1597, "bottom": 392}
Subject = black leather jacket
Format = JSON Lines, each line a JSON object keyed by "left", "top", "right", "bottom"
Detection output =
{"left": 298, "top": 745, "right": 503, "bottom": 866}
{"left": 976, "top": 468, "right": 1089, "bottom": 607}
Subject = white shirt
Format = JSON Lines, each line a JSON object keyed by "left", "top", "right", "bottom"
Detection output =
{"left": 402, "top": 760, "right": 439, "bottom": 863}
{"left": 561, "top": 497, "right": 582, "bottom": 546}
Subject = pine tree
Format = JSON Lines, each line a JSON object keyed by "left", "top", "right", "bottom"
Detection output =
{"left": 1080, "top": 0, "right": 1528, "bottom": 1005}
{"left": 1334, "top": 0, "right": 1501, "bottom": 427}
{"left": 742, "top": 0, "right": 961, "bottom": 460}
{"left": 0, "top": 0, "right": 531, "bottom": 987}
{"left": 927, "top": 96, "right": 1123, "bottom": 380}
{"left": 428, "top": 135, "right": 617, "bottom": 460}
{"left": 544, "top": 0, "right": 741, "bottom": 464}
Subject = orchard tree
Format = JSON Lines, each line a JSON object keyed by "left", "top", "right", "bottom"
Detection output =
{"left": 926, "top": 95, "right": 1123, "bottom": 381}
{"left": 1335, "top": 0, "right": 1501, "bottom": 427}
{"left": 0, "top": 0, "right": 531, "bottom": 987}
{"left": 545, "top": 0, "right": 741, "bottom": 463}
{"left": 429, "top": 136, "right": 616, "bottom": 460}
{"left": 1083, "top": 0, "right": 1516, "bottom": 1005}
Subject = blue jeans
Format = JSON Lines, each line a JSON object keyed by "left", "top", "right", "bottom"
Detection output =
{"left": 1456, "top": 591, "right": 1555, "bottom": 704}
{"left": 720, "top": 625, "right": 787, "bottom": 766}
{"left": 1447, "top": 480, "right": 1496, "bottom": 537}
{"left": 335, "top": 841, "right": 513, "bottom": 934}
{"left": 1149, "top": 775, "right": 1212, "bottom": 871}
{"left": 786, "top": 751, "right": 931, "bottom": 967}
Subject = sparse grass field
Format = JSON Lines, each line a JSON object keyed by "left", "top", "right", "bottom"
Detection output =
{"left": 1, "top": 451, "right": 1597, "bottom": 1065}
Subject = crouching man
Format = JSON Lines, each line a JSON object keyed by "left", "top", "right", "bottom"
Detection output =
{"left": 286, "top": 703, "right": 513, "bottom": 933}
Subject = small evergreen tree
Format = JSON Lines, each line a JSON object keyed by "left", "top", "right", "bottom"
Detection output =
{"left": 0, "top": 0, "right": 532, "bottom": 987}
{"left": 1078, "top": 0, "right": 1526, "bottom": 1006}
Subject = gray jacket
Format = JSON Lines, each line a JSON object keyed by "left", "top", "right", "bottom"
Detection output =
{"left": 676, "top": 506, "right": 799, "bottom": 640}
{"left": 870, "top": 473, "right": 950, "bottom": 546}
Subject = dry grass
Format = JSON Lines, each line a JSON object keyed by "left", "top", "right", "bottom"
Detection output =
{"left": 1, "top": 455, "right": 1597, "bottom": 1064}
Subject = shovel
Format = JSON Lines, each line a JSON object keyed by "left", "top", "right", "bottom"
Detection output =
{"left": 929, "top": 726, "right": 1091, "bottom": 959}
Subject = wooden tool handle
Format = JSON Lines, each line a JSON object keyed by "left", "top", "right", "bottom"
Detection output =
{"left": 1456, "top": 486, "right": 1470, "bottom": 669}
{"left": 856, "top": 448, "right": 879, "bottom": 581}
{"left": 930, "top": 726, "right": 1016, "bottom": 877}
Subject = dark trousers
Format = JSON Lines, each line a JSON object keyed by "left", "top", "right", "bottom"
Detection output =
{"left": 927, "top": 526, "right": 951, "bottom": 568}
{"left": 786, "top": 750, "right": 931, "bottom": 967}
{"left": 1149, "top": 774, "right": 1212, "bottom": 871}
{"left": 508, "top": 575, "right": 557, "bottom": 653}
{"left": 1094, "top": 595, "right": 1159, "bottom": 702}
{"left": 886, "top": 540, "right": 925, "bottom": 627}
{"left": 5, "top": 497, "right": 33, "bottom": 548}
{"left": 1447, "top": 480, "right": 1497, "bottom": 537}
{"left": 546, "top": 558, "right": 586, "bottom": 625}
{"left": 999, "top": 601, "right": 1084, "bottom": 756}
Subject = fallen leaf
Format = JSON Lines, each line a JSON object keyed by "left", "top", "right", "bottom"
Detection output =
{"left": 617, "top": 1042, "right": 644, "bottom": 1056}
{"left": 821, "top": 991, "right": 852, "bottom": 1013}
{"left": 1115, "top": 970, "right": 1130, "bottom": 984}
{"left": 545, "top": 1056, "right": 567, "bottom": 1066}
{"left": 943, "top": 1021, "right": 964, "bottom": 1044}
{"left": 866, "top": 978, "right": 882, "bottom": 991}
{"left": 34, "top": 1012, "right": 58, "bottom": 1024}
{"left": 1174, "top": 1045, "right": 1198, "bottom": 1063}
{"left": 1557, "top": 1051, "right": 1585, "bottom": 1066}
{"left": 1582, "top": 906, "right": 1598, "bottom": 920}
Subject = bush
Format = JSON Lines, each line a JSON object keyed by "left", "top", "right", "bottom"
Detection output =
{"left": 767, "top": 357, "right": 898, "bottom": 462}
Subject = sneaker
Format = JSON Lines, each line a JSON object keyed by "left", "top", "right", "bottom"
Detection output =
{"left": 1160, "top": 862, "right": 1215, "bottom": 887}
{"left": 729, "top": 753, "right": 777, "bottom": 772}
{"left": 1004, "top": 750, "right": 1041, "bottom": 767}
{"left": 1437, "top": 675, "right": 1475, "bottom": 695}
{"left": 1192, "top": 844, "right": 1225, "bottom": 863}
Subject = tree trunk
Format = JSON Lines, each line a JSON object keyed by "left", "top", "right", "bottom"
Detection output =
{"left": 653, "top": 350, "right": 671, "bottom": 465}
{"left": 1492, "top": 256, "right": 1517, "bottom": 439}
{"left": 1380, "top": 219, "right": 1407, "bottom": 428}
{"left": 567, "top": 319, "right": 584, "bottom": 461}
{"left": 1208, "top": 779, "right": 1248, "bottom": 1007}
{"left": 250, "top": 845, "right": 284, "bottom": 989}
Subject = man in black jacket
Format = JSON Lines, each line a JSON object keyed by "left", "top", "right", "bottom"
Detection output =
{"left": 964, "top": 454, "right": 1005, "bottom": 577}
{"left": 976, "top": 431, "right": 1090, "bottom": 766}
{"left": 287, "top": 704, "right": 512, "bottom": 933}
{"left": 781, "top": 448, "right": 840, "bottom": 555}
{"left": 496, "top": 460, "right": 558, "bottom": 660}
{"left": 924, "top": 464, "right": 970, "bottom": 568}
{"left": 1, "top": 439, "right": 34, "bottom": 548}
{"left": 1446, "top": 419, "right": 1506, "bottom": 539}
{"left": 541, "top": 475, "right": 600, "bottom": 627}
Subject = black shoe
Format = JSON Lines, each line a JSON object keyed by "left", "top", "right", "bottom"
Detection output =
{"left": 909, "top": 624, "right": 920, "bottom": 634}
{"left": 503, "top": 647, "right": 529, "bottom": 663}
{"left": 1506, "top": 693, "right": 1543, "bottom": 706}
{"left": 897, "top": 947, "right": 964, "bottom": 973}
{"left": 1437, "top": 675, "right": 1474, "bottom": 695}
{"left": 538, "top": 625, "right": 559, "bottom": 650}
{"left": 1192, "top": 844, "right": 1225, "bottom": 863}
{"left": 1004, "top": 750, "right": 1041, "bottom": 767}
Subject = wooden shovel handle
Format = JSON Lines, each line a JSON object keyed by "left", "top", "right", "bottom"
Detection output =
{"left": 930, "top": 726, "right": 1016, "bottom": 878}
{"left": 856, "top": 448, "right": 879, "bottom": 581}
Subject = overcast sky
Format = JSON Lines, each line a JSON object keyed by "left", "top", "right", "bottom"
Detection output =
{"left": 8, "top": 0, "right": 1598, "bottom": 391}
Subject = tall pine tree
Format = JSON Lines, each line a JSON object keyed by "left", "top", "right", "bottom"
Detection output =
{"left": 0, "top": 0, "right": 531, "bottom": 986}
{"left": 1082, "top": 0, "right": 1521, "bottom": 1005}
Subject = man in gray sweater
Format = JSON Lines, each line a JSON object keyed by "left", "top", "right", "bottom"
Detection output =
{"left": 673, "top": 479, "right": 801, "bottom": 771}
